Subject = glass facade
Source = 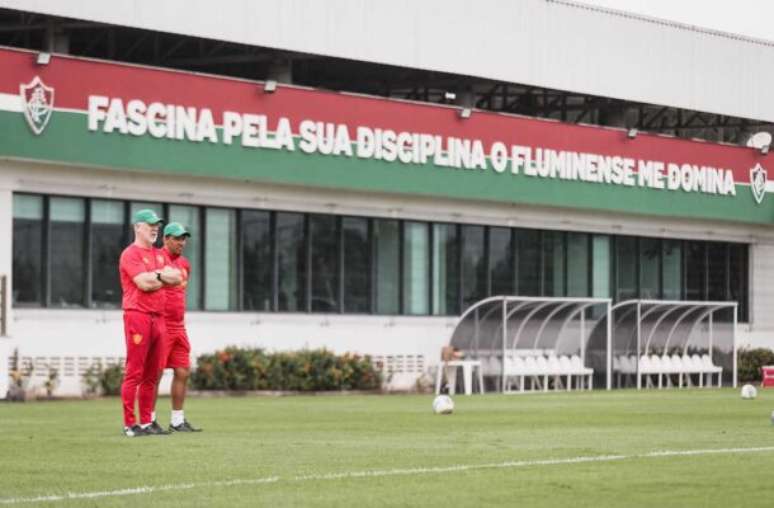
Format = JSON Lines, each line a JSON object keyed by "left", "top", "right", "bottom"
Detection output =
{"left": 488, "top": 227, "right": 513, "bottom": 298}
{"left": 461, "top": 225, "right": 486, "bottom": 310}
{"left": 542, "top": 231, "right": 565, "bottom": 297}
{"left": 639, "top": 237, "right": 660, "bottom": 300}
{"left": 342, "top": 217, "right": 370, "bottom": 313}
{"left": 432, "top": 223, "right": 459, "bottom": 315}
{"left": 204, "top": 208, "right": 237, "bottom": 311}
{"left": 566, "top": 233, "right": 589, "bottom": 297}
{"left": 90, "top": 199, "right": 125, "bottom": 308}
{"left": 662, "top": 240, "right": 682, "bottom": 300}
{"left": 49, "top": 197, "right": 86, "bottom": 307}
{"left": 310, "top": 214, "right": 339, "bottom": 312}
{"left": 276, "top": 212, "right": 305, "bottom": 312}
{"left": 11, "top": 194, "right": 44, "bottom": 306}
{"left": 515, "top": 229, "right": 541, "bottom": 296}
{"left": 10, "top": 192, "right": 751, "bottom": 321}
{"left": 403, "top": 222, "right": 429, "bottom": 315}
{"left": 374, "top": 219, "right": 400, "bottom": 314}
{"left": 240, "top": 209, "right": 272, "bottom": 311}
{"left": 615, "top": 237, "right": 638, "bottom": 301}
{"left": 591, "top": 235, "right": 611, "bottom": 300}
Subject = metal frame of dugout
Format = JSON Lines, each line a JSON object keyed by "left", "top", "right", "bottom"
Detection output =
{"left": 448, "top": 296, "right": 613, "bottom": 393}
{"left": 446, "top": 297, "right": 738, "bottom": 393}
{"left": 610, "top": 300, "right": 737, "bottom": 390}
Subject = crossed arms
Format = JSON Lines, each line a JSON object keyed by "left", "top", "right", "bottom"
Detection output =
{"left": 133, "top": 265, "right": 183, "bottom": 292}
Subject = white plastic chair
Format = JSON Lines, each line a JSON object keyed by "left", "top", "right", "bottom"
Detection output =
{"left": 547, "top": 355, "right": 566, "bottom": 390}
{"left": 650, "top": 354, "right": 664, "bottom": 389}
{"left": 701, "top": 354, "right": 723, "bottom": 387}
{"left": 524, "top": 356, "right": 541, "bottom": 391}
{"left": 570, "top": 354, "right": 593, "bottom": 390}
{"left": 638, "top": 355, "right": 653, "bottom": 388}
{"left": 536, "top": 355, "right": 550, "bottom": 391}
{"left": 670, "top": 354, "right": 686, "bottom": 388}
{"left": 503, "top": 356, "right": 526, "bottom": 393}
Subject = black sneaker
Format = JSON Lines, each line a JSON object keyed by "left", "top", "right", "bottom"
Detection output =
{"left": 169, "top": 420, "right": 203, "bottom": 432}
{"left": 123, "top": 425, "right": 148, "bottom": 437}
{"left": 145, "top": 421, "right": 171, "bottom": 435}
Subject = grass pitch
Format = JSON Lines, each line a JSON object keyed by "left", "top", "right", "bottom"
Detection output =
{"left": 1, "top": 389, "right": 774, "bottom": 507}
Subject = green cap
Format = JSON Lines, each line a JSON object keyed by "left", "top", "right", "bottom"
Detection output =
{"left": 132, "top": 209, "right": 163, "bottom": 225}
{"left": 163, "top": 222, "right": 191, "bottom": 238}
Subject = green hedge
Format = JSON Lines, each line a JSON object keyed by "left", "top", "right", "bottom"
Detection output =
{"left": 738, "top": 348, "right": 774, "bottom": 383}
{"left": 191, "top": 347, "right": 382, "bottom": 391}
{"left": 83, "top": 364, "right": 124, "bottom": 396}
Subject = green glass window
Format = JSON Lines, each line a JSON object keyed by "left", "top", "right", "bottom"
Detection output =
{"left": 204, "top": 208, "right": 237, "bottom": 310}
{"left": 403, "top": 222, "right": 429, "bottom": 315}
{"left": 374, "top": 219, "right": 400, "bottom": 314}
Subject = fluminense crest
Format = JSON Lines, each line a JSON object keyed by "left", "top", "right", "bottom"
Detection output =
{"left": 20, "top": 76, "right": 54, "bottom": 135}
{"left": 750, "top": 163, "right": 767, "bottom": 205}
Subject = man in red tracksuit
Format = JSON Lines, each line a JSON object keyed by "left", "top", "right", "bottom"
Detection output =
{"left": 119, "top": 209, "right": 182, "bottom": 437}
{"left": 157, "top": 222, "right": 202, "bottom": 432}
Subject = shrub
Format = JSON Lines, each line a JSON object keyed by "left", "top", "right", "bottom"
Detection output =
{"left": 100, "top": 365, "right": 125, "bottom": 396}
{"left": 81, "top": 364, "right": 124, "bottom": 396}
{"left": 191, "top": 347, "right": 382, "bottom": 392}
{"left": 737, "top": 348, "right": 774, "bottom": 383}
{"left": 82, "top": 364, "right": 102, "bottom": 396}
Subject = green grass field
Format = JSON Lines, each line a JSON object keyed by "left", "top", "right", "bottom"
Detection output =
{"left": 2, "top": 389, "right": 774, "bottom": 507}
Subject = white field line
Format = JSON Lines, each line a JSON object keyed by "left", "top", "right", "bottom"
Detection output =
{"left": 2, "top": 446, "right": 774, "bottom": 505}
{"left": 0, "top": 477, "right": 280, "bottom": 505}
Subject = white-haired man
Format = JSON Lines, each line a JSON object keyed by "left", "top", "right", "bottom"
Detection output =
{"left": 118, "top": 209, "right": 181, "bottom": 437}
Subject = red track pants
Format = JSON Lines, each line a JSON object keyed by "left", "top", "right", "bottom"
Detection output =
{"left": 121, "top": 310, "right": 166, "bottom": 427}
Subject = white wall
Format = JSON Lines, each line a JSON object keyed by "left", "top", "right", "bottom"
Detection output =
{"left": 3, "top": 0, "right": 774, "bottom": 121}
{"left": 8, "top": 309, "right": 453, "bottom": 396}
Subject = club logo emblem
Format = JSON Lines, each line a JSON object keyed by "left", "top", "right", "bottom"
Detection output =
{"left": 19, "top": 76, "right": 54, "bottom": 135}
{"left": 132, "top": 333, "right": 143, "bottom": 345}
{"left": 750, "top": 163, "right": 767, "bottom": 205}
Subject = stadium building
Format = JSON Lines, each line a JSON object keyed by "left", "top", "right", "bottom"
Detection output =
{"left": 1, "top": 0, "right": 773, "bottom": 396}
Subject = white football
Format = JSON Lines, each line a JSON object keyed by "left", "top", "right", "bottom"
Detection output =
{"left": 741, "top": 384, "right": 757, "bottom": 400}
{"left": 432, "top": 395, "right": 454, "bottom": 415}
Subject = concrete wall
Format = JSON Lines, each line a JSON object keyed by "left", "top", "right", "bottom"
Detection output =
{"left": 8, "top": 309, "right": 452, "bottom": 396}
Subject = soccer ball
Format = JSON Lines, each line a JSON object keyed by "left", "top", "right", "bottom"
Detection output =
{"left": 432, "top": 395, "right": 454, "bottom": 415}
{"left": 740, "top": 384, "right": 757, "bottom": 400}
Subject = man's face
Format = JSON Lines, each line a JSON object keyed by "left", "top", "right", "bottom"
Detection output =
{"left": 134, "top": 222, "right": 160, "bottom": 246}
{"left": 164, "top": 235, "right": 187, "bottom": 256}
